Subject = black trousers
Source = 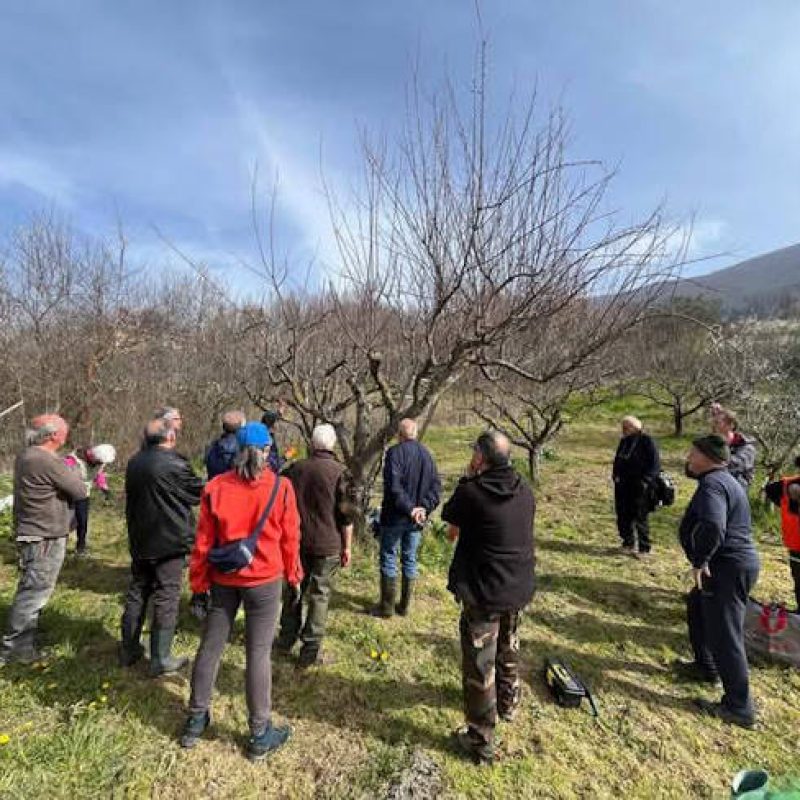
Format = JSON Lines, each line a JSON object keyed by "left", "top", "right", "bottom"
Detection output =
{"left": 790, "top": 550, "right": 800, "bottom": 611}
{"left": 614, "top": 483, "right": 651, "bottom": 552}
{"left": 73, "top": 498, "right": 90, "bottom": 550}
{"left": 686, "top": 559, "right": 759, "bottom": 717}
{"left": 120, "top": 555, "right": 185, "bottom": 646}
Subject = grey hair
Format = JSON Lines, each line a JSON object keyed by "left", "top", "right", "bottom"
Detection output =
{"left": 234, "top": 445, "right": 270, "bottom": 482}
{"left": 143, "top": 419, "right": 172, "bottom": 447}
{"left": 25, "top": 421, "right": 60, "bottom": 447}
{"left": 312, "top": 423, "right": 337, "bottom": 452}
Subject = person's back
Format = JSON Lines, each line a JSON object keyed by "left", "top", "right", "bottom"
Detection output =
{"left": 205, "top": 432, "right": 239, "bottom": 480}
{"left": 125, "top": 446, "right": 202, "bottom": 560}
{"left": 380, "top": 438, "right": 440, "bottom": 526}
{"left": 286, "top": 451, "right": 352, "bottom": 556}
{"left": 14, "top": 445, "right": 86, "bottom": 540}
{"left": 445, "top": 464, "right": 536, "bottom": 612}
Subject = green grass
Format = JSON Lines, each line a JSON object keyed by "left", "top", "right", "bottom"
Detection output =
{"left": 1, "top": 400, "right": 799, "bottom": 798}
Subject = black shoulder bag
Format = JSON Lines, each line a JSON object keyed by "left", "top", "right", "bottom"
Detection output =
{"left": 208, "top": 476, "right": 282, "bottom": 574}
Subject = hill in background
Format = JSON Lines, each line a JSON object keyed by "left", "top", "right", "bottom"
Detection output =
{"left": 673, "top": 243, "right": 800, "bottom": 318}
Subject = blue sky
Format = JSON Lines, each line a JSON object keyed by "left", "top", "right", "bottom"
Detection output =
{"left": 1, "top": 1, "right": 799, "bottom": 282}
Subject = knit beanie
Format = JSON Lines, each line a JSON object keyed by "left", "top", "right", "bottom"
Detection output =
{"left": 692, "top": 434, "right": 730, "bottom": 464}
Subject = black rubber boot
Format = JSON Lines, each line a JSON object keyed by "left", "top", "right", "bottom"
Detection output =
{"left": 149, "top": 627, "right": 189, "bottom": 677}
{"left": 370, "top": 576, "right": 396, "bottom": 618}
{"left": 118, "top": 641, "right": 145, "bottom": 668}
{"left": 395, "top": 576, "right": 416, "bottom": 617}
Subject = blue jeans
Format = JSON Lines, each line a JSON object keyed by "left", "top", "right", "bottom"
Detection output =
{"left": 379, "top": 522, "right": 422, "bottom": 579}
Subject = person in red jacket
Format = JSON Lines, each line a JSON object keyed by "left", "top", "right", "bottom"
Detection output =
{"left": 765, "top": 470, "right": 800, "bottom": 611}
{"left": 180, "top": 421, "right": 302, "bottom": 761}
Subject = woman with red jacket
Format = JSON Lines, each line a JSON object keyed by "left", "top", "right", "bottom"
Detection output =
{"left": 180, "top": 422, "right": 302, "bottom": 761}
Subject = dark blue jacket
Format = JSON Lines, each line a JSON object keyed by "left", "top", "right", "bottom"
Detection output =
{"left": 380, "top": 439, "right": 441, "bottom": 526}
{"left": 679, "top": 467, "right": 759, "bottom": 569}
{"left": 205, "top": 433, "right": 239, "bottom": 480}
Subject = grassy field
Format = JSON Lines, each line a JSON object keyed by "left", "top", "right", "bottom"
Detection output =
{"left": 1, "top": 400, "right": 799, "bottom": 799}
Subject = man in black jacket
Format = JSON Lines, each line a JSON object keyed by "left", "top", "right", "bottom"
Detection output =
{"left": 442, "top": 431, "right": 535, "bottom": 765}
{"left": 371, "top": 418, "right": 441, "bottom": 619}
{"left": 120, "top": 419, "right": 204, "bottom": 675}
{"left": 675, "top": 434, "right": 760, "bottom": 728}
{"left": 612, "top": 416, "right": 661, "bottom": 557}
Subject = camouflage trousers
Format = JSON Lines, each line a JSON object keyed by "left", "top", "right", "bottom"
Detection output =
{"left": 459, "top": 604, "right": 522, "bottom": 745}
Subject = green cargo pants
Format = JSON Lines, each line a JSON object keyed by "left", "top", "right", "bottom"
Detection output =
{"left": 277, "top": 552, "right": 339, "bottom": 660}
{"left": 460, "top": 604, "right": 522, "bottom": 745}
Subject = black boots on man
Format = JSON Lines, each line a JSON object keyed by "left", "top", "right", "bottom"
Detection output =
{"left": 149, "top": 627, "right": 189, "bottom": 677}
{"left": 395, "top": 576, "right": 416, "bottom": 617}
{"left": 370, "top": 575, "right": 396, "bottom": 618}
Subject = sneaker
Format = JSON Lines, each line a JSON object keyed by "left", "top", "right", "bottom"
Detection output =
{"left": 246, "top": 724, "right": 292, "bottom": 762}
{"left": 673, "top": 659, "right": 719, "bottom": 686}
{"left": 693, "top": 698, "right": 755, "bottom": 729}
{"left": 452, "top": 725, "right": 494, "bottom": 766}
{"left": 180, "top": 711, "right": 210, "bottom": 749}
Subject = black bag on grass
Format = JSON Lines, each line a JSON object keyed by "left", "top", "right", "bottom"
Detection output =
{"left": 543, "top": 657, "right": 598, "bottom": 717}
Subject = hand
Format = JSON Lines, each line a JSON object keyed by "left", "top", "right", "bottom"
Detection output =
{"left": 286, "top": 582, "right": 302, "bottom": 605}
{"left": 447, "top": 525, "right": 460, "bottom": 543}
{"left": 692, "top": 564, "right": 712, "bottom": 590}
{"left": 340, "top": 547, "right": 352, "bottom": 568}
{"left": 411, "top": 507, "right": 427, "bottom": 525}
{"left": 190, "top": 592, "right": 210, "bottom": 621}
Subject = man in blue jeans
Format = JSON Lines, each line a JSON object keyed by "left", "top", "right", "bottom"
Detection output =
{"left": 372, "top": 418, "right": 441, "bottom": 619}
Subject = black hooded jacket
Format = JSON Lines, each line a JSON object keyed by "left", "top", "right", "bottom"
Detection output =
{"left": 125, "top": 446, "right": 204, "bottom": 561}
{"left": 442, "top": 465, "right": 535, "bottom": 612}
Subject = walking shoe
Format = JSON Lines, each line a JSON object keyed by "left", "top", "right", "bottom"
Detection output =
{"left": 149, "top": 627, "right": 189, "bottom": 677}
{"left": 395, "top": 576, "right": 416, "bottom": 617}
{"left": 0, "top": 647, "right": 47, "bottom": 666}
{"left": 179, "top": 711, "right": 210, "bottom": 749}
{"left": 453, "top": 726, "right": 494, "bottom": 766}
{"left": 620, "top": 545, "right": 636, "bottom": 556}
{"left": 370, "top": 576, "right": 397, "bottom": 618}
{"left": 693, "top": 698, "right": 755, "bottom": 729}
{"left": 75, "top": 547, "right": 90, "bottom": 559}
{"left": 246, "top": 723, "right": 292, "bottom": 761}
{"left": 634, "top": 550, "right": 653, "bottom": 560}
{"left": 672, "top": 659, "right": 719, "bottom": 686}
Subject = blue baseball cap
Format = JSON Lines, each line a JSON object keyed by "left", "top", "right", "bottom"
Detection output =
{"left": 236, "top": 421, "right": 272, "bottom": 449}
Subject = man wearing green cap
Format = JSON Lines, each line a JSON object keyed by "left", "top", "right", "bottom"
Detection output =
{"left": 675, "top": 434, "right": 760, "bottom": 728}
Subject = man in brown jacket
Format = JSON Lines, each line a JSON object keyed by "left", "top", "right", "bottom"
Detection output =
{"left": 275, "top": 424, "right": 356, "bottom": 668}
{"left": 1, "top": 414, "right": 87, "bottom": 665}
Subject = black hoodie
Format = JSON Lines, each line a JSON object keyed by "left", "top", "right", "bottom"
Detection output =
{"left": 442, "top": 465, "right": 535, "bottom": 612}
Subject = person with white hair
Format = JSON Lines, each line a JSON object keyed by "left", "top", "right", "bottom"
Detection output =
{"left": 612, "top": 416, "right": 661, "bottom": 557}
{"left": 275, "top": 423, "right": 356, "bottom": 668}
{"left": 205, "top": 410, "right": 246, "bottom": 479}
{"left": 1, "top": 414, "right": 87, "bottom": 665}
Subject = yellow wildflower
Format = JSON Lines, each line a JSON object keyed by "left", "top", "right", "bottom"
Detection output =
{"left": 99, "top": 695, "right": 108, "bottom": 704}
{"left": 0, "top": 734, "right": 10, "bottom": 746}
{"left": 370, "top": 648, "right": 378, "bottom": 659}
{"left": 380, "top": 651, "right": 389, "bottom": 662}
{"left": 101, "top": 682, "right": 110, "bottom": 689}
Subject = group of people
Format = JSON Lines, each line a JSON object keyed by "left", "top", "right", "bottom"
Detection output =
{"left": 0, "top": 399, "right": 795, "bottom": 766}
{"left": 612, "top": 403, "right": 798, "bottom": 733}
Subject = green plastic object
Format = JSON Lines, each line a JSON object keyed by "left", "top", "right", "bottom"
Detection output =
{"left": 732, "top": 770, "right": 769, "bottom": 800}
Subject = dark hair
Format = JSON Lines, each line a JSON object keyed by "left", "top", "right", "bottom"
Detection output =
{"left": 261, "top": 410, "right": 279, "bottom": 428}
{"left": 474, "top": 431, "right": 511, "bottom": 468}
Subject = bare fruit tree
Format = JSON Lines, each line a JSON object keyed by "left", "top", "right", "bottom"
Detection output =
{"left": 241, "top": 54, "right": 684, "bottom": 516}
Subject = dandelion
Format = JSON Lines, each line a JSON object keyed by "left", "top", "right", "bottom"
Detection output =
{"left": 88, "top": 701, "right": 97, "bottom": 709}
{"left": 370, "top": 648, "right": 379, "bottom": 659}
{"left": 101, "top": 681, "right": 110, "bottom": 689}
{"left": 0, "top": 734, "right": 10, "bottom": 746}
{"left": 99, "top": 695, "right": 108, "bottom": 704}
{"left": 380, "top": 651, "right": 389, "bottom": 662}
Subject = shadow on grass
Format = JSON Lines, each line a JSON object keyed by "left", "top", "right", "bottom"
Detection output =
{"left": 57, "top": 556, "right": 131, "bottom": 597}
{"left": 537, "top": 573, "right": 682, "bottom": 626}
{"left": 331, "top": 588, "right": 375, "bottom": 614}
{"left": 537, "top": 538, "right": 620, "bottom": 558}
{"left": 0, "top": 601, "right": 188, "bottom": 740}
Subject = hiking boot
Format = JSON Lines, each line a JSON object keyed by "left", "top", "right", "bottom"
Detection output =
{"left": 673, "top": 659, "right": 719, "bottom": 686}
{"left": 370, "top": 576, "right": 396, "bottom": 618}
{"left": 118, "top": 641, "right": 146, "bottom": 668}
{"left": 179, "top": 711, "right": 210, "bottom": 749}
{"left": 246, "top": 723, "right": 292, "bottom": 761}
{"left": 453, "top": 726, "right": 494, "bottom": 766}
{"left": 395, "top": 576, "right": 416, "bottom": 617}
{"left": 149, "top": 627, "right": 189, "bottom": 677}
{"left": 693, "top": 698, "right": 755, "bottom": 729}
{"left": 272, "top": 638, "right": 295, "bottom": 659}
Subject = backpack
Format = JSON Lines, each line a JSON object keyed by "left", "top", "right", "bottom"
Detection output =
{"left": 543, "top": 657, "right": 598, "bottom": 716}
{"left": 650, "top": 471, "right": 676, "bottom": 508}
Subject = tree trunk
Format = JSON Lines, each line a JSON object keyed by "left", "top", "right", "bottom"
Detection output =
{"left": 673, "top": 400, "right": 684, "bottom": 437}
{"left": 527, "top": 444, "right": 542, "bottom": 484}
